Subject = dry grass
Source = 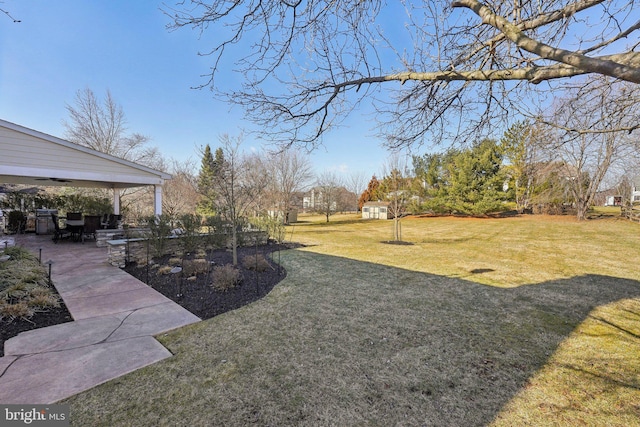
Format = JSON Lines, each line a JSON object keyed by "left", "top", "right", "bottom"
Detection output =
{"left": 64, "top": 212, "right": 640, "bottom": 426}
{"left": 0, "top": 246, "right": 58, "bottom": 321}
{"left": 291, "top": 211, "right": 640, "bottom": 287}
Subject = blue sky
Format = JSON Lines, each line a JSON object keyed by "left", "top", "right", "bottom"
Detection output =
{"left": 0, "top": 1, "right": 396, "bottom": 180}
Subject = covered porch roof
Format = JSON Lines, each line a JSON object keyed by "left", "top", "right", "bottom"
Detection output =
{"left": 0, "top": 119, "right": 171, "bottom": 215}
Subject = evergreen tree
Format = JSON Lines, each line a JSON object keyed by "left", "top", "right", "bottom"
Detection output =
{"left": 444, "top": 139, "right": 507, "bottom": 215}
{"left": 196, "top": 145, "right": 225, "bottom": 215}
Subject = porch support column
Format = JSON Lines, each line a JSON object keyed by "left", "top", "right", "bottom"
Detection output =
{"left": 113, "top": 189, "right": 121, "bottom": 215}
{"left": 154, "top": 185, "right": 163, "bottom": 216}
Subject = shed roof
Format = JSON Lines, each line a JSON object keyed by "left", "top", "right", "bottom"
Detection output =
{"left": 0, "top": 119, "right": 171, "bottom": 189}
{"left": 362, "top": 201, "right": 391, "bottom": 207}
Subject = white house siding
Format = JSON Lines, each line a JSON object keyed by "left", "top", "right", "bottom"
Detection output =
{"left": 0, "top": 122, "right": 166, "bottom": 186}
{"left": 632, "top": 178, "right": 640, "bottom": 204}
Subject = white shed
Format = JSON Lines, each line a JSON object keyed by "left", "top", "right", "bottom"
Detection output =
{"left": 361, "top": 201, "right": 391, "bottom": 219}
{"left": 0, "top": 119, "right": 171, "bottom": 215}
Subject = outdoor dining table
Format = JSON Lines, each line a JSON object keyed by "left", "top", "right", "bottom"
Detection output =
{"left": 65, "top": 219, "right": 84, "bottom": 242}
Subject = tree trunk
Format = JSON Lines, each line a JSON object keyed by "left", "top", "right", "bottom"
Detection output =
{"left": 232, "top": 224, "right": 238, "bottom": 265}
{"left": 576, "top": 199, "right": 589, "bottom": 221}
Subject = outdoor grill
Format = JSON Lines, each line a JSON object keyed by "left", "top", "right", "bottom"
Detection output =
{"left": 35, "top": 209, "right": 58, "bottom": 235}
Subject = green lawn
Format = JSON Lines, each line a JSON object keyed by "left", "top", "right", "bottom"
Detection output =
{"left": 65, "top": 212, "right": 640, "bottom": 426}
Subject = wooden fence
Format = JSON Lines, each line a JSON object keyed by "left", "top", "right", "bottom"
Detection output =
{"left": 621, "top": 204, "right": 640, "bottom": 223}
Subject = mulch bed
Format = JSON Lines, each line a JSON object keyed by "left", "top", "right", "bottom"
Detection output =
{"left": 122, "top": 244, "right": 290, "bottom": 320}
{"left": 0, "top": 244, "right": 291, "bottom": 358}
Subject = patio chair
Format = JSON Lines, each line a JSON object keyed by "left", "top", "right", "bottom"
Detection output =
{"left": 66, "top": 212, "right": 83, "bottom": 221}
{"left": 82, "top": 215, "right": 101, "bottom": 242}
{"left": 106, "top": 214, "right": 122, "bottom": 229}
{"left": 51, "top": 213, "right": 72, "bottom": 243}
{"left": 100, "top": 213, "right": 110, "bottom": 229}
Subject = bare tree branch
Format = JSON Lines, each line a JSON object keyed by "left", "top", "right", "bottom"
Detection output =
{"left": 165, "top": 0, "right": 640, "bottom": 149}
{"left": 0, "top": 6, "right": 20, "bottom": 23}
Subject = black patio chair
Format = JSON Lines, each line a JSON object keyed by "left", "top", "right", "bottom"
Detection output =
{"left": 66, "top": 212, "right": 83, "bottom": 221}
{"left": 82, "top": 215, "right": 101, "bottom": 242}
{"left": 51, "top": 214, "right": 72, "bottom": 243}
{"left": 100, "top": 213, "right": 110, "bottom": 229}
{"left": 107, "top": 214, "right": 122, "bottom": 229}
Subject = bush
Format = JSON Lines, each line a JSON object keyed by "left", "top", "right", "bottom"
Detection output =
{"left": 158, "top": 266, "right": 173, "bottom": 275}
{"left": 241, "top": 254, "right": 272, "bottom": 272}
{"left": 0, "top": 302, "right": 34, "bottom": 321}
{"left": 168, "top": 257, "right": 182, "bottom": 267}
{"left": 211, "top": 265, "right": 241, "bottom": 292}
{"left": 7, "top": 211, "right": 25, "bottom": 234}
{"left": 183, "top": 259, "right": 209, "bottom": 276}
{"left": 178, "top": 213, "right": 203, "bottom": 254}
{"left": 145, "top": 215, "right": 173, "bottom": 257}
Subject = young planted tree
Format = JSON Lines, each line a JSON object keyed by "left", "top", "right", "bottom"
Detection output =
{"left": 380, "top": 154, "right": 412, "bottom": 242}
{"left": 210, "top": 134, "right": 265, "bottom": 265}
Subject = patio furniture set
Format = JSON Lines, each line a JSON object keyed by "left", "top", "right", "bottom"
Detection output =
{"left": 52, "top": 213, "right": 122, "bottom": 244}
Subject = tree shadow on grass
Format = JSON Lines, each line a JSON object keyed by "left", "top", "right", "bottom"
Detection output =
{"left": 267, "top": 251, "right": 640, "bottom": 426}
{"left": 64, "top": 249, "right": 640, "bottom": 426}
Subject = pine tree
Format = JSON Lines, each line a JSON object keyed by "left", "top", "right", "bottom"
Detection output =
{"left": 196, "top": 145, "right": 217, "bottom": 215}
{"left": 445, "top": 139, "right": 506, "bottom": 215}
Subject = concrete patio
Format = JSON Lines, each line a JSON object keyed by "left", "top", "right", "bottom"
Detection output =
{"left": 0, "top": 233, "right": 200, "bottom": 404}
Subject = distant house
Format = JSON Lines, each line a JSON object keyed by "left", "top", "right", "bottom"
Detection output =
{"left": 361, "top": 201, "right": 391, "bottom": 219}
{"left": 303, "top": 186, "right": 357, "bottom": 213}
{"left": 604, "top": 195, "right": 624, "bottom": 206}
{"left": 632, "top": 177, "right": 640, "bottom": 204}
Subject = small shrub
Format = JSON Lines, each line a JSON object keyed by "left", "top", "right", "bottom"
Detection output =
{"left": 2, "top": 283, "right": 28, "bottom": 299}
{"left": 183, "top": 259, "right": 209, "bottom": 276}
{"left": 211, "top": 265, "right": 241, "bottom": 292}
{"left": 2, "top": 246, "right": 32, "bottom": 261}
{"left": 241, "top": 254, "right": 272, "bottom": 272}
{"left": 0, "top": 302, "right": 34, "bottom": 321}
{"left": 168, "top": 257, "right": 182, "bottom": 267}
{"left": 158, "top": 266, "right": 173, "bottom": 275}
{"left": 27, "top": 292, "right": 60, "bottom": 309}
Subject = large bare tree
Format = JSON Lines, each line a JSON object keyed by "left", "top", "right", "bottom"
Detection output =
{"left": 162, "top": 159, "right": 200, "bottom": 218}
{"left": 266, "top": 149, "right": 314, "bottom": 224}
{"left": 64, "top": 88, "right": 162, "bottom": 168}
{"left": 63, "top": 88, "right": 166, "bottom": 219}
{"left": 165, "top": 1, "right": 640, "bottom": 149}
{"left": 538, "top": 78, "right": 640, "bottom": 220}
{"left": 314, "top": 170, "right": 345, "bottom": 222}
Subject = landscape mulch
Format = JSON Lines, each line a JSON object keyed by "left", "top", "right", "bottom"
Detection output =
{"left": 123, "top": 244, "right": 290, "bottom": 319}
{"left": 0, "top": 244, "right": 291, "bottom": 357}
